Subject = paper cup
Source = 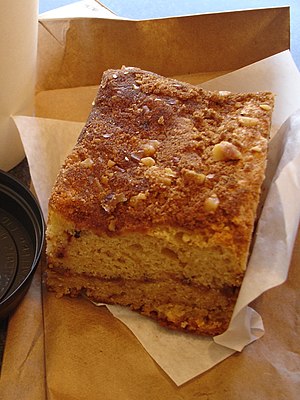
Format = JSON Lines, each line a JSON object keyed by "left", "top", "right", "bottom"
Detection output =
{"left": 0, "top": 0, "right": 38, "bottom": 171}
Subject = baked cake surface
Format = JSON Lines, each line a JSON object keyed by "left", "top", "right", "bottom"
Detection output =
{"left": 46, "top": 66, "right": 274, "bottom": 335}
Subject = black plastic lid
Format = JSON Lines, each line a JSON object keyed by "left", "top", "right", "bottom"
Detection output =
{"left": 0, "top": 170, "right": 45, "bottom": 320}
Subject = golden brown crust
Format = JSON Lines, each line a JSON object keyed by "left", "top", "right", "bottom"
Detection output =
{"left": 49, "top": 66, "right": 274, "bottom": 256}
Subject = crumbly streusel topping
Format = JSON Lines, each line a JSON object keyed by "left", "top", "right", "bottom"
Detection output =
{"left": 49, "top": 67, "right": 274, "bottom": 251}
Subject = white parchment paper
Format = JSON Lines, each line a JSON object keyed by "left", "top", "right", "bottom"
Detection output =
{"left": 13, "top": 50, "right": 300, "bottom": 385}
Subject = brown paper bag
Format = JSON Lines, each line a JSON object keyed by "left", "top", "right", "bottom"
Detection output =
{"left": 37, "top": 7, "right": 290, "bottom": 91}
{"left": 2, "top": 7, "right": 299, "bottom": 399}
{"left": 43, "top": 230, "right": 300, "bottom": 399}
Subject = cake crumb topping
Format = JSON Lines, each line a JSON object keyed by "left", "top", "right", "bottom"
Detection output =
{"left": 49, "top": 67, "right": 274, "bottom": 245}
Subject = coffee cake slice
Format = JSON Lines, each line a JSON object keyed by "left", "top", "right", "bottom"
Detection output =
{"left": 46, "top": 67, "right": 274, "bottom": 335}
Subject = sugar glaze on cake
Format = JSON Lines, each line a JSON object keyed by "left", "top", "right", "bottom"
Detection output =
{"left": 46, "top": 67, "right": 274, "bottom": 335}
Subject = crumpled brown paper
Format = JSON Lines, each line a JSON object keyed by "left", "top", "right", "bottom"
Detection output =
{"left": 36, "top": 6, "right": 290, "bottom": 92}
{"left": 1, "top": 7, "right": 300, "bottom": 399}
{"left": 1, "top": 234, "right": 300, "bottom": 399}
{"left": 2, "top": 50, "right": 299, "bottom": 392}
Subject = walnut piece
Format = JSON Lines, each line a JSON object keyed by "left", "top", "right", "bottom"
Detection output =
{"left": 238, "top": 116, "right": 259, "bottom": 127}
{"left": 212, "top": 141, "right": 242, "bottom": 161}
{"left": 107, "top": 159, "right": 116, "bottom": 168}
{"left": 80, "top": 158, "right": 94, "bottom": 168}
{"left": 182, "top": 168, "right": 206, "bottom": 184}
{"left": 142, "top": 140, "right": 160, "bottom": 156}
{"left": 204, "top": 195, "right": 220, "bottom": 212}
{"left": 259, "top": 104, "right": 272, "bottom": 111}
{"left": 140, "top": 156, "right": 156, "bottom": 167}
